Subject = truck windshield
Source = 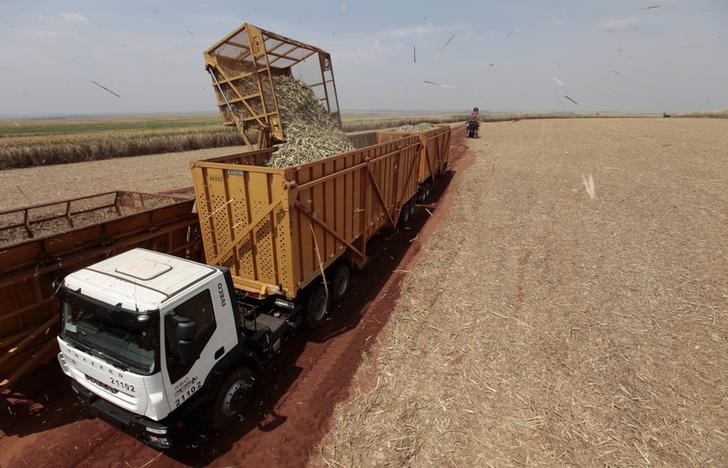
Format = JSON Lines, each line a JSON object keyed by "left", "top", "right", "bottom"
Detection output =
{"left": 60, "top": 292, "right": 159, "bottom": 376}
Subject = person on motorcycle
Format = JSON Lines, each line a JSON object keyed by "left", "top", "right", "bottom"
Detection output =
{"left": 467, "top": 107, "right": 480, "bottom": 138}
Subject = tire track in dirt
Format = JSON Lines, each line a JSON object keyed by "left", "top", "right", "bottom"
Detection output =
{"left": 512, "top": 249, "right": 532, "bottom": 313}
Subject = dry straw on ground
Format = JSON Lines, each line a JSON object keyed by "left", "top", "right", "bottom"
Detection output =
{"left": 265, "top": 76, "right": 354, "bottom": 168}
{"left": 317, "top": 118, "right": 728, "bottom": 466}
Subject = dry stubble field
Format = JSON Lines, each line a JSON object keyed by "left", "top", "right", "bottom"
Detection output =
{"left": 0, "top": 145, "right": 246, "bottom": 210}
{"left": 0, "top": 118, "right": 726, "bottom": 466}
{"left": 317, "top": 118, "right": 728, "bottom": 466}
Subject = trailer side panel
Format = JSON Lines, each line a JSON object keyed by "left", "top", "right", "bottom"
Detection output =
{"left": 191, "top": 135, "right": 422, "bottom": 300}
{"left": 0, "top": 192, "right": 200, "bottom": 387}
{"left": 377, "top": 126, "right": 451, "bottom": 183}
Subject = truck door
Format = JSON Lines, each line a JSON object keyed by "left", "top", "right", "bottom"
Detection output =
{"left": 160, "top": 276, "right": 238, "bottom": 412}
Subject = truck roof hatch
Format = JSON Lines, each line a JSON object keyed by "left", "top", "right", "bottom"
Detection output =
{"left": 64, "top": 248, "right": 218, "bottom": 311}
{"left": 115, "top": 259, "right": 173, "bottom": 281}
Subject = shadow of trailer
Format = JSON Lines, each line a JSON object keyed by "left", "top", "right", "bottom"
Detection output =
{"left": 0, "top": 191, "right": 201, "bottom": 388}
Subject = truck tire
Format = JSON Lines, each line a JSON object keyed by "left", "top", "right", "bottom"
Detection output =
{"left": 331, "top": 264, "right": 351, "bottom": 303}
{"left": 305, "top": 283, "right": 330, "bottom": 329}
{"left": 212, "top": 367, "right": 254, "bottom": 430}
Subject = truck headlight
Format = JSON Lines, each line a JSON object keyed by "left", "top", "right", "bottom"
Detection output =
{"left": 57, "top": 353, "right": 69, "bottom": 374}
{"left": 146, "top": 435, "right": 171, "bottom": 449}
{"left": 146, "top": 426, "right": 168, "bottom": 435}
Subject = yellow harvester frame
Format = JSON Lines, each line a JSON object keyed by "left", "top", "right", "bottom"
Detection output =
{"left": 204, "top": 23, "right": 343, "bottom": 151}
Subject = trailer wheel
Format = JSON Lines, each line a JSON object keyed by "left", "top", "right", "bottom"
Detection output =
{"left": 399, "top": 204, "right": 411, "bottom": 226}
{"left": 331, "top": 264, "right": 351, "bottom": 303}
{"left": 212, "top": 367, "right": 254, "bottom": 430}
{"left": 305, "top": 283, "right": 330, "bottom": 329}
{"left": 422, "top": 183, "right": 431, "bottom": 201}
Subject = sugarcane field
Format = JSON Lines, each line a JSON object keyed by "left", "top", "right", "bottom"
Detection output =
{"left": 1, "top": 2, "right": 727, "bottom": 467}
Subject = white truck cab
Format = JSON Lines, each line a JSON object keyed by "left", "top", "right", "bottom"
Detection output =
{"left": 57, "top": 248, "right": 300, "bottom": 448}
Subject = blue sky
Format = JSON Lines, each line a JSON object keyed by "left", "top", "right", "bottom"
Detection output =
{"left": 0, "top": 0, "right": 726, "bottom": 116}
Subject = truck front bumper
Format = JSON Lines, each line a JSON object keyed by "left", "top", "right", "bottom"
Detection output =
{"left": 71, "top": 381, "right": 175, "bottom": 449}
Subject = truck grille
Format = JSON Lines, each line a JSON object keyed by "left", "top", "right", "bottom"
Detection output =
{"left": 85, "top": 374, "right": 118, "bottom": 394}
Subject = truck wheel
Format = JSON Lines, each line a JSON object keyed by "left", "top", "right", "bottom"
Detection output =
{"left": 331, "top": 264, "right": 351, "bottom": 303}
{"left": 212, "top": 367, "right": 254, "bottom": 430}
{"left": 305, "top": 283, "right": 330, "bottom": 329}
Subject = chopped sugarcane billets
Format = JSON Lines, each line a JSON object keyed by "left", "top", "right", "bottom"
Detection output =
{"left": 396, "top": 122, "right": 437, "bottom": 132}
{"left": 266, "top": 76, "right": 353, "bottom": 167}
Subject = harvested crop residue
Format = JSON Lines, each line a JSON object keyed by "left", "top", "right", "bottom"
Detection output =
{"left": 317, "top": 118, "right": 728, "bottom": 466}
{"left": 266, "top": 76, "right": 353, "bottom": 167}
{"left": 396, "top": 122, "right": 436, "bottom": 132}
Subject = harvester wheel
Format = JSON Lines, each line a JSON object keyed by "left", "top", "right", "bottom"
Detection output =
{"left": 212, "top": 367, "right": 254, "bottom": 430}
{"left": 331, "top": 264, "right": 351, "bottom": 303}
{"left": 305, "top": 283, "right": 330, "bottom": 329}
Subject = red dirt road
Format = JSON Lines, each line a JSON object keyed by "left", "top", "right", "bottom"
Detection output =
{"left": 0, "top": 128, "right": 469, "bottom": 467}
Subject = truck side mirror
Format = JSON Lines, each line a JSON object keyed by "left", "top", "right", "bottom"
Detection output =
{"left": 175, "top": 319, "right": 198, "bottom": 365}
{"left": 176, "top": 319, "right": 196, "bottom": 341}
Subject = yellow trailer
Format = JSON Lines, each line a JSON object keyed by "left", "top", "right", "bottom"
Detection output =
{"left": 190, "top": 135, "right": 423, "bottom": 301}
{"left": 377, "top": 125, "right": 452, "bottom": 184}
{"left": 196, "top": 21, "right": 453, "bottom": 325}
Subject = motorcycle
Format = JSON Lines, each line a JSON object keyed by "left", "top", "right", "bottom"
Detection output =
{"left": 466, "top": 119, "right": 479, "bottom": 138}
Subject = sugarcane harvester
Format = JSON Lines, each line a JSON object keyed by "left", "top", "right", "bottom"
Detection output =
{"left": 204, "top": 23, "right": 343, "bottom": 151}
